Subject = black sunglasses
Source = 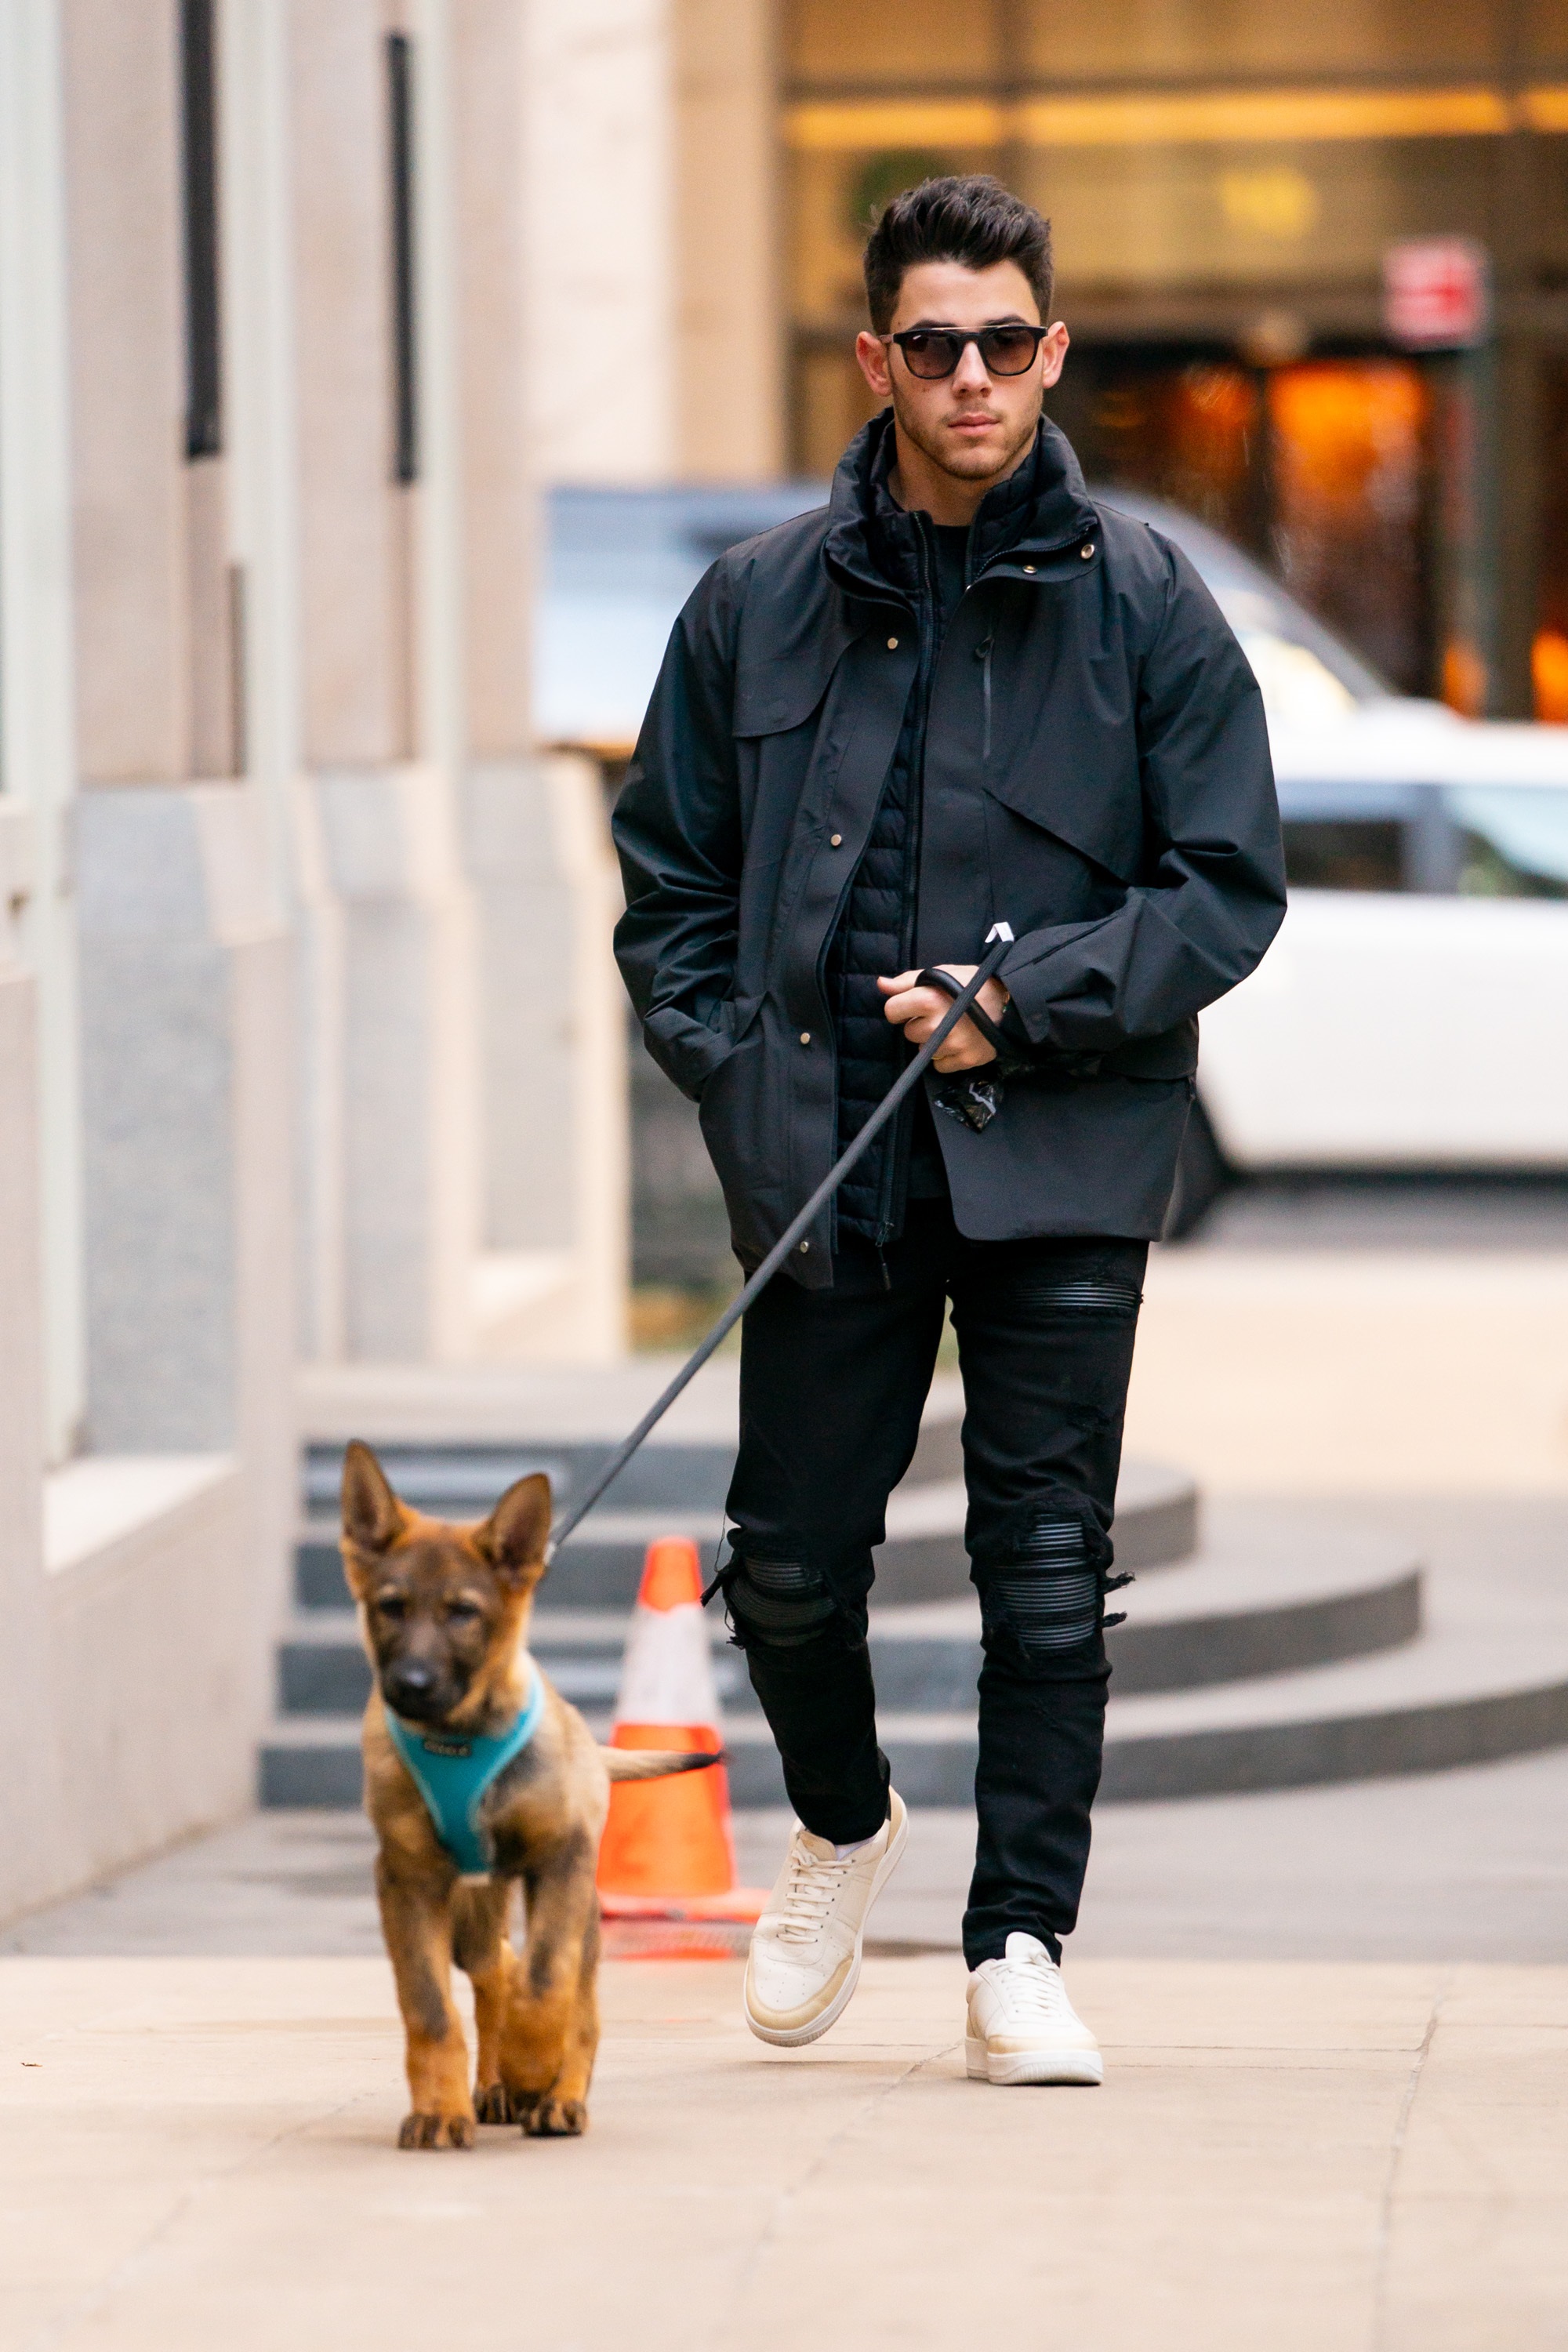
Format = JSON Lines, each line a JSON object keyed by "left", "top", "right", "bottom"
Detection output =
{"left": 884, "top": 324, "right": 1051, "bottom": 380}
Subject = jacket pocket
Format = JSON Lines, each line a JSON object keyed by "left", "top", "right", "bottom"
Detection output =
{"left": 696, "top": 1013, "right": 781, "bottom": 1245}
{"left": 714, "top": 989, "right": 764, "bottom": 1051}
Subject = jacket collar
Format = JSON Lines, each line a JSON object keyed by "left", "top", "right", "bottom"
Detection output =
{"left": 822, "top": 408, "right": 1100, "bottom": 609}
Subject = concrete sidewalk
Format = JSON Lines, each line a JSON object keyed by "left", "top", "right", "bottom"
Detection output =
{"left": 4, "top": 1952, "right": 1564, "bottom": 2351}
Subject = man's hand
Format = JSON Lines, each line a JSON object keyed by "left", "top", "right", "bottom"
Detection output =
{"left": 878, "top": 966, "right": 1011, "bottom": 1073}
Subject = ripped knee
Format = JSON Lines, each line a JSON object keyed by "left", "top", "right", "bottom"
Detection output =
{"left": 719, "top": 1553, "right": 841, "bottom": 1652}
{"left": 975, "top": 1499, "right": 1131, "bottom": 1669}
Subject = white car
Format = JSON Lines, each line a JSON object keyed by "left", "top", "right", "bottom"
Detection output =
{"left": 1202, "top": 705, "right": 1568, "bottom": 1177}
{"left": 540, "top": 485, "right": 1568, "bottom": 1232}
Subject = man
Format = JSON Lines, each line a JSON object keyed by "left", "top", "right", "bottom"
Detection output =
{"left": 613, "top": 176, "right": 1284, "bottom": 2084}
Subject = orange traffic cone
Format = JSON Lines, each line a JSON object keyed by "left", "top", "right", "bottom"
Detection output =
{"left": 597, "top": 1537, "right": 767, "bottom": 1956}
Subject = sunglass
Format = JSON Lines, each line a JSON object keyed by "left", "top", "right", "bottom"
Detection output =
{"left": 884, "top": 325, "right": 1051, "bottom": 380}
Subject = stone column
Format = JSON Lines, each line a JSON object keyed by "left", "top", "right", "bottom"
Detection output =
{"left": 455, "top": 0, "right": 627, "bottom": 1358}
{"left": 674, "top": 0, "right": 783, "bottom": 480}
{"left": 0, "top": 845, "right": 53, "bottom": 1911}
{"left": 0, "top": 0, "right": 85, "bottom": 1463}
{"left": 524, "top": 0, "right": 677, "bottom": 482}
{"left": 60, "top": 0, "right": 294, "bottom": 1650}
{"left": 287, "top": 0, "right": 487, "bottom": 1362}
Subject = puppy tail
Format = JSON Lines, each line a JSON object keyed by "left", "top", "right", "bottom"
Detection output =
{"left": 601, "top": 1746, "right": 725, "bottom": 1784}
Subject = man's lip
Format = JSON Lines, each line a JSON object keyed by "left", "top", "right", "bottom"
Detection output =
{"left": 949, "top": 415, "right": 1000, "bottom": 430}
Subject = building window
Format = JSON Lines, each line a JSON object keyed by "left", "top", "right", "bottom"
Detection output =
{"left": 387, "top": 32, "right": 419, "bottom": 485}
{"left": 180, "top": 0, "right": 221, "bottom": 459}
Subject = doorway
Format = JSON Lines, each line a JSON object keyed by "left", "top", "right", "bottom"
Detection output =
{"left": 1049, "top": 348, "right": 1442, "bottom": 697}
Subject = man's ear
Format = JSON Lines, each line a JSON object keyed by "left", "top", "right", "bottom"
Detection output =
{"left": 855, "top": 328, "right": 893, "bottom": 400}
{"left": 474, "top": 1472, "right": 552, "bottom": 1589}
{"left": 341, "top": 1441, "right": 406, "bottom": 1559}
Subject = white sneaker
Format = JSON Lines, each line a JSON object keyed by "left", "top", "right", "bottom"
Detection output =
{"left": 966, "top": 1932, "right": 1103, "bottom": 2086}
{"left": 743, "top": 1791, "right": 909, "bottom": 2047}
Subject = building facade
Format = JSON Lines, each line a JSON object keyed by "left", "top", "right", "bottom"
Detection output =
{"left": 0, "top": 0, "right": 626, "bottom": 1918}
{"left": 782, "top": 0, "right": 1568, "bottom": 720}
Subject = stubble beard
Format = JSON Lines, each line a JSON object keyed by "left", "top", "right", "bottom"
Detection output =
{"left": 891, "top": 383, "right": 1042, "bottom": 488}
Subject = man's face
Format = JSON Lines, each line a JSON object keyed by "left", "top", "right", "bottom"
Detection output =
{"left": 855, "top": 258, "right": 1068, "bottom": 488}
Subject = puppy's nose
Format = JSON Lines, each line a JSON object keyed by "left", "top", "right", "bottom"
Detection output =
{"left": 384, "top": 1659, "right": 437, "bottom": 1711}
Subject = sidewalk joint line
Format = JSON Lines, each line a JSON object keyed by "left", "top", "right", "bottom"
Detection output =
{"left": 1371, "top": 1969, "right": 1454, "bottom": 2350}
{"left": 713, "top": 2038, "right": 956, "bottom": 2342}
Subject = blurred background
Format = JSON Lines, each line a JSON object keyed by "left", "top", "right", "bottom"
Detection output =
{"left": 1, "top": 0, "right": 1566, "bottom": 1936}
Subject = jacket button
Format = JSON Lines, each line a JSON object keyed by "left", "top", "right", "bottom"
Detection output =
{"left": 829, "top": 833, "right": 842, "bottom": 847}
{"left": 887, "top": 636, "right": 899, "bottom": 649}
{"left": 1080, "top": 542, "right": 1094, "bottom": 558}
{"left": 799, "top": 1239, "right": 811, "bottom": 1254}
{"left": 799, "top": 1031, "right": 811, "bottom": 1045}
{"left": 1022, "top": 564, "right": 1036, "bottom": 575}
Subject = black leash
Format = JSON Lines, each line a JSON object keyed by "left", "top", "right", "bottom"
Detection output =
{"left": 543, "top": 923, "right": 1015, "bottom": 1564}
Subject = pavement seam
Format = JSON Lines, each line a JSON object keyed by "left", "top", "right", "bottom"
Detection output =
{"left": 709, "top": 2033, "right": 961, "bottom": 2347}
{"left": 1370, "top": 1969, "right": 1453, "bottom": 2352}
{"left": 17, "top": 2085, "right": 371, "bottom": 2352}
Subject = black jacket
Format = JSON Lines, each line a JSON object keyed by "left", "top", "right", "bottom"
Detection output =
{"left": 613, "top": 413, "right": 1287, "bottom": 1289}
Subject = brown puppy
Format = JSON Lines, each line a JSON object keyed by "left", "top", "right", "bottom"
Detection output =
{"left": 340, "top": 1439, "right": 714, "bottom": 2147}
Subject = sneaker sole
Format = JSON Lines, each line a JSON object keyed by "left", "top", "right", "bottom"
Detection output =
{"left": 965, "top": 2035, "right": 1104, "bottom": 2087}
{"left": 743, "top": 1801, "right": 910, "bottom": 2049}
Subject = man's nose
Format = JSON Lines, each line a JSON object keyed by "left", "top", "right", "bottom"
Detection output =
{"left": 952, "top": 339, "right": 993, "bottom": 393}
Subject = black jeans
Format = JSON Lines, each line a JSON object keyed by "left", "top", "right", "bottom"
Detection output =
{"left": 718, "top": 1200, "right": 1147, "bottom": 1968}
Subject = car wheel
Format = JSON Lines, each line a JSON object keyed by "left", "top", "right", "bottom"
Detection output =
{"left": 1163, "top": 1095, "right": 1231, "bottom": 1240}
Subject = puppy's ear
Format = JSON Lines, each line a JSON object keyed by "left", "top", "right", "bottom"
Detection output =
{"left": 474, "top": 1472, "right": 552, "bottom": 1589}
{"left": 341, "top": 1440, "right": 406, "bottom": 1559}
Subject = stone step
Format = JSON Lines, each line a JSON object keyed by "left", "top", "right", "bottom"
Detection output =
{"left": 299, "top": 1367, "right": 1198, "bottom": 1588}
{"left": 260, "top": 1508, "right": 1495, "bottom": 1810}
{"left": 276, "top": 1509, "right": 1421, "bottom": 1721}
{"left": 719, "top": 1577, "right": 1568, "bottom": 1806}
{"left": 259, "top": 1583, "right": 1568, "bottom": 1809}
{"left": 300, "top": 1439, "right": 735, "bottom": 1523}
{"left": 292, "top": 1452, "right": 1198, "bottom": 1613}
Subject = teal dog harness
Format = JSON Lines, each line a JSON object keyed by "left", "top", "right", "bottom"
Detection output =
{"left": 383, "top": 1668, "right": 546, "bottom": 1875}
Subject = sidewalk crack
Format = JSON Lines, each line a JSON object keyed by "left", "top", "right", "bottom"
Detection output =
{"left": 712, "top": 2036, "right": 960, "bottom": 2346}
{"left": 20, "top": 2087, "right": 369, "bottom": 2352}
{"left": 1371, "top": 1972, "right": 1451, "bottom": 2351}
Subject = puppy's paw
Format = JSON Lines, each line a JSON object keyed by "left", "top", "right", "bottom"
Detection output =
{"left": 397, "top": 2110, "right": 477, "bottom": 2151}
{"left": 474, "top": 2082, "right": 517, "bottom": 2125}
{"left": 521, "top": 2096, "right": 587, "bottom": 2139}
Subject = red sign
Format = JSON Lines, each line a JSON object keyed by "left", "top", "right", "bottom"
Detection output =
{"left": 1383, "top": 238, "right": 1490, "bottom": 349}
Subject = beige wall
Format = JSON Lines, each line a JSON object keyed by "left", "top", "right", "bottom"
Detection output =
{"left": 61, "top": 0, "right": 190, "bottom": 782}
{"left": 289, "top": 0, "right": 411, "bottom": 764}
{"left": 674, "top": 0, "right": 784, "bottom": 479}
{"left": 0, "top": 964, "right": 52, "bottom": 1908}
{"left": 525, "top": 0, "right": 675, "bottom": 484}
{"left": 524, "top": 0, "right": 783, "bottom": 485}
{"left": 452, "top": 0, "right": 533, "bottom": 756}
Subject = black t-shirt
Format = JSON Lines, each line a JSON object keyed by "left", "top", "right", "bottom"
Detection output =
{"left": 931, "top": 523, "right": 970, "bottom": 626}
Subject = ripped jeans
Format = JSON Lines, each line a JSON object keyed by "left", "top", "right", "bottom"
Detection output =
{"left": 718, "top": 1200, "right": 1147, "bottom": 1968}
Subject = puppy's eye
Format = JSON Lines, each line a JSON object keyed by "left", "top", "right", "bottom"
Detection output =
{"left": 445, "top": 1599, "right": 483, "bottom": 1625}
{"left": 375, "top": 1595, "right": 408, "bottom": 1621}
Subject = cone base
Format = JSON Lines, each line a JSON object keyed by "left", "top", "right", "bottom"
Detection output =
{"left": 602, "top": 1918, "right": 756, "bottom": 1961}
{"left": 598, "top": 1888, "right": 768, "bottom": 1922}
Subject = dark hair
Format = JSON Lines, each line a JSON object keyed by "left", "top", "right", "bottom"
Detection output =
{"left": 862, "top": 175, "right": 1054, "bottom": 333}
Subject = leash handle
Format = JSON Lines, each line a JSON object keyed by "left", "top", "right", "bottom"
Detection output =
{"left": 917, "top": 963, "right": 1011, "bottom": 1058}
{"left": 545, "top": 924, "right": 1015, "bottom": 1563}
